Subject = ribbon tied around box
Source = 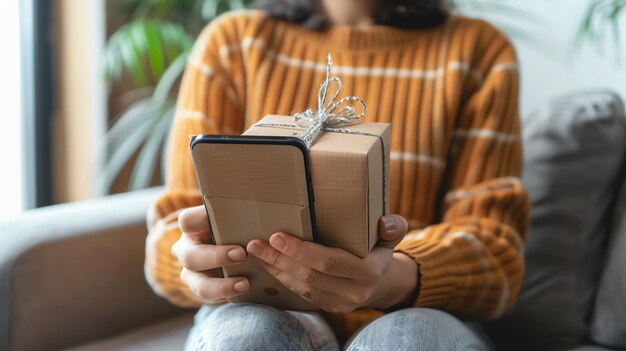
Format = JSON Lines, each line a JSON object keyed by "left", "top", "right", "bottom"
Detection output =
{"left": 252, "top": 53, "right": 388, "bottom": 214}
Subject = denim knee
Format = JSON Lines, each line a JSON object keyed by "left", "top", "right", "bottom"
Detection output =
{"left": 185, "top": 303, "right": 335, "bottom": 351}
{"left": 346, "top": 308, "right": 492, "bottom": 351}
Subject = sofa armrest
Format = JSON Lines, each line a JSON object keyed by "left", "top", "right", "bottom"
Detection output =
{"left": 0, "top": 188, "right": 187, "bottom": 351}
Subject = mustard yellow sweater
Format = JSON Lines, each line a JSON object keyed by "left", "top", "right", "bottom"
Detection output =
{"left": 145, "top": 9, "right": 529, "bottom": 338}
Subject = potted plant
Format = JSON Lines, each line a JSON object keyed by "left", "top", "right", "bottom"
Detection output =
{"left": 99, "top": 0, "right": 254, "bottom": 194}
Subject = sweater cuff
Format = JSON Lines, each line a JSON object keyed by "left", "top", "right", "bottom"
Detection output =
{"left": 394, "top": 223, "right": 512, "bottom": 319}
{"left": 145, "top": 190, "right": 204, "bottom": 308}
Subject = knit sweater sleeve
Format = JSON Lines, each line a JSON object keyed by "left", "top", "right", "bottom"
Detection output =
{"left": 394, "top": 31, "right": 529, "bottom": 319}
{"left": 144, "top": 12, "right": 250, "bottom": 307}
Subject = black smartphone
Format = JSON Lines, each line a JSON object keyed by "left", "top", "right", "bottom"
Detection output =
{"left": 190, "top": 135, "right": 318, "bottom": 310}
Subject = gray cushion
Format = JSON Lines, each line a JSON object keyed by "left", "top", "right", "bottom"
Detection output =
{"left": 591, "top": 174, "right": 626, "bottom": 348}
{"left": 486, "top": 91, "right": 626, "bottom": 350}
{"left": 64, "top": 313, "right": 194, "bottom": 351}
{"left": 0, "top": 188, "right": 185, "bottom": 351}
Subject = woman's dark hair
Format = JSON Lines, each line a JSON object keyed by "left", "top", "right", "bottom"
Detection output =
{"left": 255, "top": 0, "right": 449, "bottom": 31}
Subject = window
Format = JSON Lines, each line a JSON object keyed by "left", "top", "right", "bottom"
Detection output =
{"left": 0, "top": 1, "right": 23, "bottom": 218}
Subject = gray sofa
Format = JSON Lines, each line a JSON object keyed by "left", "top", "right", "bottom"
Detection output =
{"left": 1, "top": 90, "right": 625, "bottom": 351}
{"left": 0, "top": 188, "right": 190, "bottom": 351}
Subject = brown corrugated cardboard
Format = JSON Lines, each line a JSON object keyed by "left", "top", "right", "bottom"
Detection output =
{"left": 191, "top": 140, "right": 317, "bottom": 310}
{"left": 244, "top": 115, "right": 391, "bottom": 258}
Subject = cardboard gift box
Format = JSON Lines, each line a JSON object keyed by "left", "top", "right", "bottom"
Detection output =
{"left": 244, "top": 114, "right": 390, "bottom": 257}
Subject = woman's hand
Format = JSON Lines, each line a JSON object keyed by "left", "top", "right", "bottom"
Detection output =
{"left": 247, "top": 215, "right": 419, "bottom": 313}
{"left": 171, "top": 205, "right": 250, "bottom": 304}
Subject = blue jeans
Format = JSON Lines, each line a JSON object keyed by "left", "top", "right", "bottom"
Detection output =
{"left": 183, "top": 303, "right": 493, "bottom": 351}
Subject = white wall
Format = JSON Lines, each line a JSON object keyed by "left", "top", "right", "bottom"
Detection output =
{"left": 458, "top": 0, "right": 626, "bottom": 116}
{"left": 0, "top": 1, "right": 23, "bottom": 218}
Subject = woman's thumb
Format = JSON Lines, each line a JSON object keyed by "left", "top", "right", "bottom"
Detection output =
{"left": 178, "top": 205, "right": 212, "bottom": 243}
{"left": 377, "top": 214, "right": 408, "bottom": 248}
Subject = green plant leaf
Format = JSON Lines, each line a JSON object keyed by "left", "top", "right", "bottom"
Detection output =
{"left": 153, "top": 50, "right": 189, "bottom": 103}
{"left": 103, "top": 20, "right": 191, "bottom": 86}
{"left": 121, "top": 24, "right": 148, "bottom": 85}
{"left": 104, "top": 97, "right": 156, "bottom": 158}
{"left": 578, "top": 1, "right": 601, "bottom": 44}
{"left": 229, "top": 0, "right": 246, "bottom": 10}
{"left": 199, "top": 0, "right": 245, "bottom": 22}
{"left": 576, "top": 0, "right": 625, "bottom": 59}
{"left": 103, "top": 44, "right": 123, "bottom": 82}
{"left": 201, "top": 0, "right": 220, "bottom": 21}
{"left": 158, "top": 22, "right": 193, "bottom": 67}
{"left": 102, "top": 0, "right": 257, "bottom": 192}
{"left": 143, "top": 23, "right": 166, "bottom": 79}
{"left": 609, "top": 1, "right": 626, "bottom": 50}
{"left": 129, "top": 102, "right": 175, "bottom": 190}
{"left": 153, "top": 0, "right": 182, "bottom": 18}
{"left": 132, "top": 0, "right": 156, "bottom": 19}
{"left": 97, "top": 105, "right": 161, "bottom": 195}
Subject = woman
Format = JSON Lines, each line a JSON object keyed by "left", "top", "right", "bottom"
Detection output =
{"left": 145, "top": 0, "right": 529, "bottom": 349}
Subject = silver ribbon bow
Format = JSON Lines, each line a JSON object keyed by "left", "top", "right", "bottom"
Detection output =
{"left": 293, "top": 53, "right": 367, "bottom": 147}
{"left": 251, "top": 54, "right": 387, "bottom": 213}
